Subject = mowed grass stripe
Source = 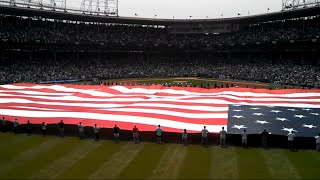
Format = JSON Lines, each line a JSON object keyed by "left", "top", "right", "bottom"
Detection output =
{"left": 61, "top": 141, "right": 126, "bottom": 179}
{"left": 0, "top": 133, "right": 31, "bottom": 148}
{"left": 178, "top": 146, "right": 211, "bottom": 179}
{"left": 89, "top": 142, "right": 145, "bottom": 179}
{"left": 30, "top": 138, "right": 100, "bottom": 179}
{"left": 285, "top": 150, "right": 320, "bottom": 179}
{"left": 210, "top": 147, "right": 239, "bottom": 179}
{"left": 14, "top": 137, "right": 87, "bottom": 179}
{"left": 260, "top": 148, "right": 301, "bottom": 179}
{"left": 117, "top": 143, "right": 167, "bottom": 179}
{"left": 0, "top": 133, "right": 19, "bottom": 142}
{"left": 0, "top": 137, "right": 64, "bottom": 179}
{"left": 148, "top": 144, "right": 187, "bottom": 179}
{"left": 235, "top": 148, "right": 272, "bottom": 179}
{"left": 0, "top": 135, "right": 47, "bottom": 166}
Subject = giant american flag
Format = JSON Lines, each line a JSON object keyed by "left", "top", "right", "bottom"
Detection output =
{"left": 0, "top": 83, "right": 319, "bottom": 136}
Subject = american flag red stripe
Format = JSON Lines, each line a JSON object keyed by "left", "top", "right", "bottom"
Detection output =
{"left": 1, "top": 83, "right": 320, "bottom": 133}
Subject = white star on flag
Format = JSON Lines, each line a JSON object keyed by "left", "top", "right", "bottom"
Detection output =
{"left": 233, "top": 109, "right": 242, "bottom": 112}
{"left": 310, "top": 113, "right": 319, "bottom": 116}
{"left": 255, "top": 120, "right": 270, "bottom": 124}
{"left": 232, "top": 125, "right": 247, "bottom": 129}
{"left": 250, "top": 107, "right": 260, "bottom": 110}
{"left": 275, "top": 117, "right": 289, "bottom": 121}
{"left": 232, "top": 115, "right": 244, "bottom": 119}
{"left": 270, "top": 110, "right": 282, "bottom": 113}
{"left": 232, "top": 104, "right": 242, "bottom": 107}
{"left": 281, "top": 127, "right": 298, "bottom": 133}
{"left": 302, "top": 124, "right": 318, "bottom": 129}
{"left": 302, "top": 108, "right": 311, "bottom": 111}
{"left": 294, "top": 114, "right": 306, "bottom": 118}
{"left": 253, "top": 113, "right": 265, "bottom": 116}
{"left": 287, "top": 109, "right": 297, "bottom": 111}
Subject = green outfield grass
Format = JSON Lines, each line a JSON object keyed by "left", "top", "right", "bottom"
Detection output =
{"left": 0, "top": 133, "right": 319, "bottom": 179}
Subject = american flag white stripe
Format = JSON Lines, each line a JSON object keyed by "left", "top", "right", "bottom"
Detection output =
{"left": 1, "top": 84, "right": 320, "bottom": 133}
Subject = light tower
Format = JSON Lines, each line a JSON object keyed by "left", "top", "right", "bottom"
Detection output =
{"left": 50, "top": 0, "right": 66, "bottom": 11}
{"left": 282, "top": 0, "right": 320, "bottom": 10}
{"left": 80, "top": 0, "right": 118, "bottom": 16}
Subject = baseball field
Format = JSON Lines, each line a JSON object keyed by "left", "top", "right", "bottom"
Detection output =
{"left": 0, "top": 132, "right": 319, "bottom": 179}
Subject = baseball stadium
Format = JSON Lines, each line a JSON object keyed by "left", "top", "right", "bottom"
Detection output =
{"left": 0, "top": 0, "right": 320, "bottom": 179}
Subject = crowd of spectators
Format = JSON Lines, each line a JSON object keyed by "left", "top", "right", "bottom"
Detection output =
{"left": 0, "top": 56, "right": 319, "bottom": 87}
{"left": 1, "top": 15, "right": 320, "bottom": 48}
{"left": 0, "top": 15, "right": 320, "bottom": 87}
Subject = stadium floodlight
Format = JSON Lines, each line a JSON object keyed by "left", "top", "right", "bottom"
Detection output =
{"left": 282, "top": 0, "right": 320, "bottom": 10}
{"left": 80, "top": 0, "right": 118, "bottom": 16}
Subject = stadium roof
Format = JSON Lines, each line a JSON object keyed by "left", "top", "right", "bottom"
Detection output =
{"left": 1, "top": 4, "right": 320, "bottom": 26}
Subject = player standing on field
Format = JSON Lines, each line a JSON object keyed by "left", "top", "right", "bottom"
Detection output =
{"left": 93, "top": 124, "right": 100, "bottom": 141}
{"left": 113, "top": 124, "right": 120, "bottom": 143}
{"left": 13, "top": 118, "right": 19, "bottom": 134}
{"left": 182, "top": 129, "right": 187, "bottom": 146}
{"left": 201, "top": 126, "right": 209, "bottom": 147}
{"left": 42, "top": 122, "right": 47, "bottom": 136}
{"left": 133, "top": 124, "right": 139, "bottom": 143}
{"left": 1, "top": 117, "right": 6, "bottom": 132}
{"left": 156, "top": 125, "right": 162, "bottom": 144}
{"left": 241, "top": 129, "right": 248, "bottom": 148}
{"left": 316, "top": 133, "right": 320, "bottom": 151}
{"left": 58, "top": 120, "right": 64, "bottom": 137}
{"left": 287, "top": 131, "right": 296, "bottom": 151}
{"left": 219, "top": 127, "right": 227, "bottom": 148}
{"left": 26, "top": 120, "right": 32, "bottom": 136}
{"left": 78, "top": 122, "right": 85, "bottom": 140}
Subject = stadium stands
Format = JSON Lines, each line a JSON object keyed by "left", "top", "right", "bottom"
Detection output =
{"left": 0, "top": 8, "right": 319, "bottom": 87}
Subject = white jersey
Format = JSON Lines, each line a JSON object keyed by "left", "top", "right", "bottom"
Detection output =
{"left": 220, "top": 129, "right": 226, "bottom": 139}
{"left": 202, "top": 128, "right": 208, "bottom": 137}
{"left": 42, "top": 124, "right": 47, "bottom": 130}
{"left": 316, "top": 136, "right": 320, "bottom": 144}
{"left": 288, "top": 133, "right": 295, "bottom": 141}
{"left": 156, "top": 127, "right": 162, "bottom": 136}
{"left": 182, "top": 132, "right": 187, "bottom": 139}
{"left": 78, "top": 124, "right": 85, "bottom": 132}
{"left": 241, "top": 132, "right": 247, "bottom": 140}
{"left": 93, "top": 127, "right": 100, "bottom": 133}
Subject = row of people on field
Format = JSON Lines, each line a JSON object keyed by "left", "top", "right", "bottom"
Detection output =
{"left": 1, "top": 117, "right": 320, "bottom": 151}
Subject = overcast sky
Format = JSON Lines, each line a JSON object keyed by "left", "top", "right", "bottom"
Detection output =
{"left": 47, "top": 0, "right": 282, "bottom": 19}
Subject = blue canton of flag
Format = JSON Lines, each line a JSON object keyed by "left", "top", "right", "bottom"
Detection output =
{"left": 227, "top": 105, "right": 320, "bottom": 137}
